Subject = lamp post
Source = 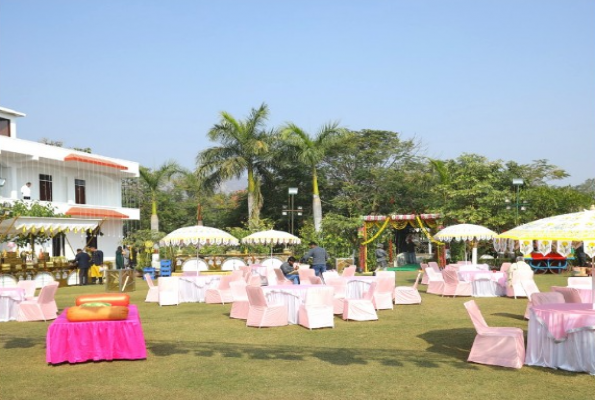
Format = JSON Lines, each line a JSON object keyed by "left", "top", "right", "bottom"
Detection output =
{"left": 505, "top": 178, "right": 529, "bottom": 226}
{"left": 281, "top": 188, "right": 302, "bottom": 235}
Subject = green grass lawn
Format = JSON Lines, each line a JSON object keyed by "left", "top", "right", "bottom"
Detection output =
{"left": 1, "top": 272, "right": 593, "bottom": 400}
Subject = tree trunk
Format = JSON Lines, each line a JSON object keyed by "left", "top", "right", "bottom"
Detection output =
{"left": 247, "top": 169, "right": 260, "bottom": 229}
{"left": 312, "top": 167, "right": 322, "bottom": 232}
{"left": 150, "top": 194, "right": 159, "bottom": 232}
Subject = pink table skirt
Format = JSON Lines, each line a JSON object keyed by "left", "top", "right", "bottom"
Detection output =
{"left": 46, "top": 304, "right": 147, "bottom": 364}
{"left": 532, "top": 303, "right": 595, "bottom": 341}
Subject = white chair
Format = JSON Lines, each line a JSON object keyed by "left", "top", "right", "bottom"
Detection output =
{"left": 426, "top": 268, "right": 445, "bottom": 295}
{"left": 17, "top": 280, "right": 37, "bottom": 300}
{"left": 17, "top": 282, "right": 59, "bottom": 322}
{"left": 322, "top": 270, "right": 339, "bottom": 283}
{"left": 342, "top": 282, "right": 378, "bottom": 321}
{"left": 394, "top": 272, "right": 422, "bottom": 305}
{"left": 158, "top": 277, "right": 179, "bottom": 306}
{"left": 298, "top": 287, "right": 334, "bottom": 330}
{"left": 145, "top": 274, "right": 159, "bottom": 303}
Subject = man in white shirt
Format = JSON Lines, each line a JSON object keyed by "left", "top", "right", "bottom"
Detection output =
{"left": 20, "top": 182, "right": 32, "bottom": 200}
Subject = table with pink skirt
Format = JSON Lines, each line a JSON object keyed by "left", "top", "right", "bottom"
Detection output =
{"left": 262, "top": 285, "right": 333, "bottom": 325}
{"left": 526, "top": 303, "right": 595, "bottom": 374}
{"left": 46, "top": 304, "right": 147, "bottom": 364}
{"left": 0, "top": 287, "right": 25, "bottom": 322}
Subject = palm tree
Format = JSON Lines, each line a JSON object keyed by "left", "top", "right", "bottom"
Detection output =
{"left": 139, "top": 161, "right": 181, "bottom": 231}
{"left": 197, "top": 103, "right": 274, "bottom": 229}
{"left": 281, "top": 122, "right": 346, "bottom": 232}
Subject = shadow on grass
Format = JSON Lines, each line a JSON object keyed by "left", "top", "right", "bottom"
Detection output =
{"left": 417, "top": 328, "right": 480, "bottom": 370}
{"left": 146, "top": 339, "right": 470, "bottom": 369}
{"left": 2, "top": 336, "right": 44, "bottom": 349}
{"left": 492, "top": 312, "right": 526, "bottom": 321}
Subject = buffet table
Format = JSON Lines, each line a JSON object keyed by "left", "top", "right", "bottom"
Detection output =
{"left": 526, "top": 303, "right": 595, "bottom": 374}
{"left": 46, "top": 305, "right": 147, "bottom": 364}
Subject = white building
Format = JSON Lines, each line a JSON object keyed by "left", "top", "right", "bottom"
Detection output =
{"left": 0, "top": 106, "right": 140, "bottom": 260}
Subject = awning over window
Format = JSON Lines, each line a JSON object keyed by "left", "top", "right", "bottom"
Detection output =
{"left": 65, "top": 207, "right": 129, "bottom": 219}
{"left": 0, "top": 216, "right": 102, "bottom": 236}
{"left": 64, "top": 154, "right": 129, "bottom": 170}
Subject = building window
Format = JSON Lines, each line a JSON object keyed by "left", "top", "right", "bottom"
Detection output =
{"left": 75, "top": 179, "right": 86, "bottom": 204}
{"left": 0, "top": 118, "right": 10, "bottom": 137}
{"left": 39, "top": 174, "right": 53, "bottom": 201}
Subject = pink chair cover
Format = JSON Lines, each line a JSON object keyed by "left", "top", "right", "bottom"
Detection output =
{"left": 326, "top": 277, "right": 347, "bottom": 314}
{"left": 46, "top": 305, "right": 147, "bottom": 364}
{"left": 342, "top": 282, "right": 378, "bottom": 321}
{"left": 17, "top": 280, "right": 37, "bottom": 300}
{"left": 229, "top": 281, "right": 250, "bottom": 319}
{"left": 248, "top": 275, "right": 262, "bottom": 286}
{"left": 442, "top": 270, "right": 472, "bottom": 297}
{"left": 373, "top": 277, "right": 395, "bottom": 310}
{"left": 145, "top": 274, "right": 159, "bottom": 303}
{"left": 342, "top": 266, "right": 356, "bottom": 277}
{"left": 205, "top": 275, "right": 234, "bottom": 304}
{"left": 17, "top": 282, "right": 59, "bottom": 322}
{"left": 298, "top": 287, "right": 334, "bottom": 330}
{"left": 420, "top": 263, "right": 430, "bottom": 285}
{"left": 245, "top": 286, "right": 288, "bottom": 328}
{"left": 521, "top": 280, "right": 541, "bottom": 319}
{"left": 426, "top": 268, "right": 445, "bottom": 295}
{"left": 273, "top": 268, "right": 295, "bottom": 286}
{"left": 500, "top": 263, "right": 511, "bottom": 273}
{"left": 464, "top": 300, "right": 525, "bottom": 369}
{"left": 551, "top": 286, "right": 583, "bottom": 303}
{"left": 298, "top": 269, "right": 315, "bottom": 285}
{"left": 395, "top": 272, "right": 422, "bottom": 305}
{"left": 158, "top": 277, "right": 179, "bottom": 306}
{"left": 308, "top": 276, "right": 323, "bottom": 285}
{"left": 531, "top": 291, "right": 565, "bottom": 307}
{"left": 230, "top": 270, "right": 244, "bottom": 281}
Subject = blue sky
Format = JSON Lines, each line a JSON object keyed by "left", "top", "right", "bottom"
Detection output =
{"left": 1, "top": 0, "right": 593, "bottom": 186}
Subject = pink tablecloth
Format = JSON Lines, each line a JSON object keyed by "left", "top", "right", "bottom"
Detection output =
{"left": 46, "top": 304, "right": 147, "bottom": 364}
{"left": 532, "top": 303, "right": 595, "bottom": 341}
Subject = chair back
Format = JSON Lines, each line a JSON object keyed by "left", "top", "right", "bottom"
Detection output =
{"left": 500, "top": 262, "right": 511, "bottom": 273}
{"left": 145, "top": 273, "right": 156, "bottom": 288}
{"left": 376, "top": 271, "right": 396, "bottom": 279}
{"left": 362, "top": 281, "right": 378, "bottom": 301}
{"left": 305, "top": 287, "right": 334, "bottom": 306}
{"left": 428, "top": 262, "right": 440, "bottom": 272}
{"left": 248, "top": 275, "right": 262, "bottom": 286}
{"left": 376, "top": 277, "right": 395, "bottom": 294}
{"left": 229, "top": 280, "right": 248, "bottom": 301}
{"left": 326, "top": 277, "right": 347, "bottom": 297}
{"left": 17, "top": 280, "right": 36, "bottom": 298}
{"left": 246, "top": 285, "right": 267, "bottom": 307}
{"left": 240, "top": 266, "right": 251, "bottom": 279}
{"left": 37, "top": 282, "right": 59, "bottom": 305}
{"left": 274, "top": 268, "right": 287, "bottom": 281}
{"left": 342, "top": 265, "right": 357, "bottom": 277}
{"left": 217, "top": 275, "right": 233, "bottom": 291}
{"left": 230, "top": 270, "right": 244, "bottom": 281}
{"left": 322, "top": 270, "right": 339, "bottom": 282}
{"left": 412, "top": 272, "right": 422, "bottom": 290}
{"left": 531, "top": 292, "right": 565, "bottom": 306}
{"left": 520, "top": 280, "right": 540, "bottom": 300}
{"left": 426, "top": 268, "right": 443, "bottom": 282}
{"left": 308, "top": 276, "right": 323, "bottom": 285}
{"left": 442, "top": 270, "right": 460, "bottom": 285}
{"left": 298, "top": 269, "right": 315, "bottom": 284}
{"left": 550, "top": 286, "right": 583, "bottom": 303}
{"left": 463, "top": 300, "right": 489, "bottom": 333}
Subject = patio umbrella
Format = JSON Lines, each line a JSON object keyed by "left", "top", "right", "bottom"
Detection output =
{"left": 497, "top": 208, "right": 595, "bottom": 307}
{"left": 241, "top": 230, "right": 301, "bottom": 262}
{"left": 434, "top": 224, "right": 498, "bottom": 265}
{"left": 160, "top": 225, "right": 239, "bottom": 270}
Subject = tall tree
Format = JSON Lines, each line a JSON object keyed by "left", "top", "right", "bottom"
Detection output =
{"left": 281, "top": 121, "right": 346, "bottom": 232}
{"left": 139, "top": 161, "right": 181, "bottom": 232}
{"left": 197, "top": 103, "right": 275, "bottom": 229}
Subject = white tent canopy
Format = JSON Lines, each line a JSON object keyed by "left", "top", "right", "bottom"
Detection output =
{"left": 0, "top": 216, "right": 102, "bottom": 237}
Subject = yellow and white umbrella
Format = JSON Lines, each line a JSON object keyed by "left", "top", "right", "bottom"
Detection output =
{"left": 434, "top": 224, "right": 498, "bottom": 265}
{"left": 160, "top": 225, "right": 239, "bottom": 247}
{"left": 241, "top": 230, "right": 301, "bottom": 246}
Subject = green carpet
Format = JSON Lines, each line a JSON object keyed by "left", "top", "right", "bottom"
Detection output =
{"left": 388, "top": 264, "right": 421, "bottom": 271}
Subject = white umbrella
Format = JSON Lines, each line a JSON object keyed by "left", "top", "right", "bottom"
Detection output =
{"left": 241, "top": 230, "right": 301, "bottom": 262}
{"left": 497, "top": 208, "right": 595, "bottom": 307}
{"left": 434, "top": 224, "right": 498, "bottom": 265}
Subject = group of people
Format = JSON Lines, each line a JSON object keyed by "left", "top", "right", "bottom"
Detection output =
{"left": 279, "top": 241, "right": 329, "bottom": 284}
{"left": 74, "top": 245, "right": 131, "bottom": 285}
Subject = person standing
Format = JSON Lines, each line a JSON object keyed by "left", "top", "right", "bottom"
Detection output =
{"left": 74, "top": 248, "right": 91, "bottom": 286}
{"left": 574, "top": 242, "right": 587, "bottom": 267}
{"left": 280, "top": 256, "right": 300, "bottom": 284}
{"left": 115, "top": 246, "right": 124, "bottom": 270}
{"left": 89, "top": 246, "right": 104, "bottom": 284}
{"left": 301, "top": 241, "right": 329, "bottom": 277}
{"left": 20, "top": 182, "right": 32, "bottom": 200}
{"left": 405, "top": 234, "right": 417, "bottom": 265}
{"left": 375, "top": 243, "right": 388, "bottom": 271}
{"left": 122, "top": 245, "right": 130, "bottom": 268}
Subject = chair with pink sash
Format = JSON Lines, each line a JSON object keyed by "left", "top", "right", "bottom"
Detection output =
{"left": 394, "top": 272, "right": 422, "bottom": 305}
{"left": 326, "top": 277, "right": 348, "bottom": 315}
{"left": 298, "top": 287, "right": 334, "bottom": 330}
{"left": 426, "top": 268, "right": 445, "bottom": 295}
{"left": 463, "top": 300, "right": 525, "bottom": 369}
{"left": 308, "top": 276, "right": 323, "bottom": 285}
{"left": 229, "top": 280, "right": 250, "bottom": 320}
{"left": 521, "top": 280, "right": 541, "bottom": 319}
{"left": 373, "top": 277, "right": 395, "bottom": 310}
{"left": 245, "top": 286, "right": 288, "bottom": 328}
{"left": 342, "top": 266, "right": 356, "bottom": 277}
{"left": 342, "top": 282, "right": 378, "bottom": 321}
{"left": 550, "top": 286, "right": 583, "bottom": 303}
{"left": 298, "top": 269, "right": 315, "bottom": 285}
{"left": 17, "top": 280, "right": 37, "bottom": 300}
{"left": 145, "top": 274, "right": 159, "bottom": 303}
{"left": 17, "top": 281, "right": 59, "bottom": 322}
{"left": 273, "top": 269, "right": 295, "bottom": 286}
{"left": 420, "top": 263, "right": 430, "bottom": 285}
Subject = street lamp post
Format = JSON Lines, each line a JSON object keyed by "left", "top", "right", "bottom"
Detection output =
{"left": 282, "top": 188, "right": 302, "bottom": 235}
{"left": 506, "top": 178, "right": 529, "bottom": 226}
